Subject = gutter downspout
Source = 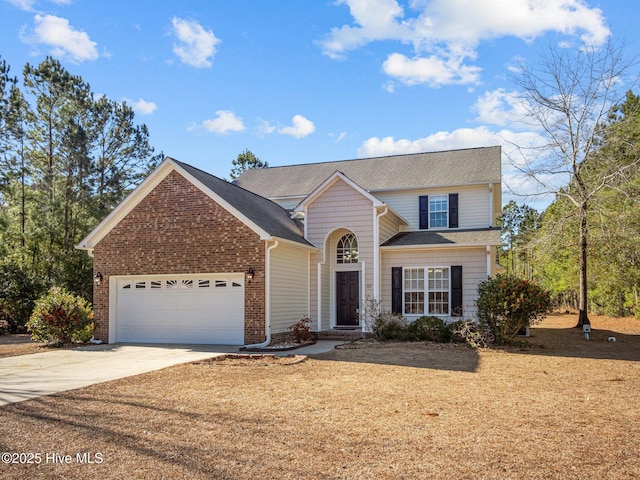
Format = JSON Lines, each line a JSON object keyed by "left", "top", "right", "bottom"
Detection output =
{"left": 488, "top": 183, "right": 494, "bottom": 227}
{"left": 243, "top": 239, "right": 279, "bottom": 349}
{"left": 370, "top": 206, "right": 388, "bottom": 333}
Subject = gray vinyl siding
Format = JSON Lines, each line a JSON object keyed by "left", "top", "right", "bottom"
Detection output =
{"left": 380, "top": 247, "right": 488, "bottom": 320}
{"left": 375, "top": 185, "right": 491, "bottom": 230}
{"left": 270, "top": 243, "right": 309, "bottom": 334}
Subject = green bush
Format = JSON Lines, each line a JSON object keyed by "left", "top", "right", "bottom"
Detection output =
{"left": 406, "top": 316, "right": 454, "bottom": 342}
{"left": 476, "top": 274, "right": 552, "bottom": 345}
{"left": 0, "top": 262, "right": 47, "bottom": 333}
{"left": 372, "top": 313, "right": 409, "bottom": 340}
{"left": 27, "top": 287, "right": 94, "bottom": 345}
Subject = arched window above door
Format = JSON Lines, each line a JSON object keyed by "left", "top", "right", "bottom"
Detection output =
{"left": 337, "top": 233, "right": 358, "bottom": 264}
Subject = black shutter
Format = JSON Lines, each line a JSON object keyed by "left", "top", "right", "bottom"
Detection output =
{"left": 419, "top": 195, "right": 429, "bottom": 229}
{"left": 451, "top": 265, "right": 463, "bottom": 316}
{"left": 392, "top": 267, "right": 403, "bottom": 315}
{"left": 449, "top": 193, "right": 459, "bottom": 228}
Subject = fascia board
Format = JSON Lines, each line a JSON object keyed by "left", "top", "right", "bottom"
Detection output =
{"left": 294, "top": 171, "right": 384, "bottom": 213}
{"left": 380, "top": 241, "right": 501, "bottom": 251}
{"left": 272, "top": 236, "right": 318, "bottom": 251}
{"left": 76, "top": 158, "right": 275, "bottom": 251}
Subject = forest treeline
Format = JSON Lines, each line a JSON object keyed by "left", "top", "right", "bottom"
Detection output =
{"left": 1, "top": 55, "right": 639, "bottom": 333}
{"left": 499, "top": 92, "right": 640, "bottom": 318}
{"left": 0, "top": 56, "right": 161, "bottom": 330}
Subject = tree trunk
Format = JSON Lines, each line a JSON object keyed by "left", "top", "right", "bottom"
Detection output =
{"left": 577, "top": 201, "right": 590, "bottom": 327}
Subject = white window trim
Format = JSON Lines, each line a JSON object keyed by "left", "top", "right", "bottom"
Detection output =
{"left": 402, "top": 266, "right": 451, "bottom": 317}
{"left": 429, "top": 195, "right": 448, "bottom": 229}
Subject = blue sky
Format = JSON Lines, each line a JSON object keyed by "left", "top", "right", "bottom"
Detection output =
{"left": 1, "top": 0, "right": 637, "bottom": 204}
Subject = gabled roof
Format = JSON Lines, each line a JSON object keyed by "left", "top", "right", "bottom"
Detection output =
{"left": 76, "top": 157, "right": 313, "bottom": 251}
{"left": 294, "top": 171, "right": 385, "bottom": 212}
{"left": 381, "top": 228, "right": 502, "bottom": 249}
{"left": 234, "top": 146, "right": 501, "bottom": 200}
{"left": 173, "top": 160, "right": 311, "bottom": 247}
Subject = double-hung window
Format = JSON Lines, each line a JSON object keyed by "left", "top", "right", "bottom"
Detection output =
{"left": 419, "top": 193, "right": 458, "bottom": 229}
{"left": 427, "top": 267, "right": 449, "bottom": 315}
{"left": 403, "top": 268, "right": 425, "bottom": 314}
{"left": 402, "top": 267, "right": 450, "bottom": 316}
{"left": 429, "top": 196, "right": 448, "bottom": 228}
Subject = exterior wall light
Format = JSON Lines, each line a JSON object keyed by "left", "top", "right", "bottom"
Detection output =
{"left": 246, "top": 267, "right": 255, "bottom": 284}
{"left": 94, "top": 272, "right": 103, "bottom": 287}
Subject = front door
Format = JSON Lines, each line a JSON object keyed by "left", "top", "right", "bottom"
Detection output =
{"left": 336, "top": 271, "right": 359, "bottom": 326}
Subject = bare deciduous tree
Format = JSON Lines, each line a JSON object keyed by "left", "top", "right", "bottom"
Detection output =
{"left": 509, "top": 40, "right": 639, "bottom": 326}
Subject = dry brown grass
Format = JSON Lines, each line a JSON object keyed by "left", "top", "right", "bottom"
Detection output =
{"left": 1, "top": 313, "right": 639, "bottom": 479}
{"left": 0, "top": 335, "right": 64, "bottom": 358}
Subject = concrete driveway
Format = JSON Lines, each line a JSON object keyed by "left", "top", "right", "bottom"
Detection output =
{"left": 0, "top": 341, "right": 343, "bottom": 406}
{"left": 0, "top": 344, "right": 242, "bottom": 406}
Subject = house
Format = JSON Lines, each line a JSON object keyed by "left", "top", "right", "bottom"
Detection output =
{"left": 76, "top": 146, "right": 502, "bottom": 346}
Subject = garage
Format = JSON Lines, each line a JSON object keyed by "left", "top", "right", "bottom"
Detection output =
{"left": 113, "top": 274, "right": 245, "bottom": 345}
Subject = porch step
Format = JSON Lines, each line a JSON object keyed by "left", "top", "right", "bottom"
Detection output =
{"left": 316, "top": 329, "right": 371, "bottom": 341}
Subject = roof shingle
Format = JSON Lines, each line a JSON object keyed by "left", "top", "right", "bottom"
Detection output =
{"left": 234, "top": 146, "right": 501, "bottom": 199}
{"left": 172, "top": 159, "right": 311, "bottom": 246}
{"left": 381, "top": 228, "right": 502, "bottom": 247}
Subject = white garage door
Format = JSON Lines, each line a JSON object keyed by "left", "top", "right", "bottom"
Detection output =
{"left": 115, "top": 274, "right": 244, "bottom": 345}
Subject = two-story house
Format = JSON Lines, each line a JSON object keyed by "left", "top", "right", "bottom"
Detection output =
{"left": 77, "top": 146, "right": 502, "bottom": 346}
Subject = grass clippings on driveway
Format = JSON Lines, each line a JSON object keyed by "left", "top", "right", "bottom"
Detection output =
{"left": 1, "top": 314, "right": 639, "bottom": 479}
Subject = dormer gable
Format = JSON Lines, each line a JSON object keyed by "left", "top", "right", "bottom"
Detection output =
{"left": 293, "top": 171, "right": 384, "bottom": 214}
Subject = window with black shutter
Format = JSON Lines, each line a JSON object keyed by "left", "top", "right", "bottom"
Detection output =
{"left": 419, "top": 195, "right": 429, "bottom": 230}
{"left": 449, "top": 193, "right": 459, "bottom": 228}
{"left": 451, "top": 265, "right": 463, "bottom": 316}
{"left": 391, "top": 267, "right": 403, "bottom": 314}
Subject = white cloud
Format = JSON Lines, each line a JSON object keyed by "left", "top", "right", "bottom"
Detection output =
{"left": 125, "top": 98, "right": 157, "bottom": 115}
{"left": 321, "top": 0, "right": 610, "bottom": 88}
{"left": 472, "top": 88, "right": 528, "bottom": 126}
{"left": 328, "top": 131, "right": 348, "bottom": 142}
{"left": 278, "top": 115, "right": 315, "bottom": 138}
{"left": 382, "top": 52, "right": 481, "bottom": 88}
{"left": 170, "top": 17, "right": 220, "bottom": 68}
{"left": 256, "top": 118, "right": 277, "bottom": 136}
{"left": 6, "top": 0, "right": 37, "bottom": 10}
{"left": 7, "top": 0, "right": 72, "bottom": 9}
{"left": 357, "top": 126, "right": 553, "bottom": 205}
{"left": 358, "top": 126, "right": 502, "bottom": 157}
{"left": 201, "top": 110, "right": 245, "bottom": 134}
{"left": 320, "top": 0, "right": 412, "bottom": 60}
{"left": 24, "top": 14, "right": 98, "bottom": 62}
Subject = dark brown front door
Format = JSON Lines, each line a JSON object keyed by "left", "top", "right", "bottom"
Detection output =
{"left": 336, "top": 271, "right": 359, "bottom": 326}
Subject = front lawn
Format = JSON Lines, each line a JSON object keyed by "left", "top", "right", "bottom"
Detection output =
{"left": 1, "top": 314, "right": 639, "bottom": 479}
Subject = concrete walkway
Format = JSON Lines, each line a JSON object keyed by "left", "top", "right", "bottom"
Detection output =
{"left": 0, "top": 341, "right": 343, "bottom": 406}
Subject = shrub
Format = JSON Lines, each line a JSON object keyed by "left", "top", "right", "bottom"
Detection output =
{"left": 454, "top": 320, "right": 495, "bottom": 349}
{"left": 476, "top": 274, "right": 552, "bottom": 344}
{"left": 372, "top": 313, "right": 408, "bottom": 340}
{"left": 27, "top": 287, "right": 94, "bottom": 345}
{"left": 0, "top": 262, "right": 47, "bottom": 333}
{"left": 288, "top": 317, "right": 312, "bottom": 342}
{"left": 406, "top": 316, "right": 454, "bottom": 342}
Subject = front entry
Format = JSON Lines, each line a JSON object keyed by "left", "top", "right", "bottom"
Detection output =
{"left": 336, "top": 271, "right": 360, "bottom": 326}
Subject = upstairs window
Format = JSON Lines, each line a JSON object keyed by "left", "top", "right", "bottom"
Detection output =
{"left": 429, "top": 196, "right": 448, "bottom": 228}
{"left": 419, "top": 193, "right": 458, "bottom": 229}
{"left": 337, "top": 233, "right": 358, "bottom": 264}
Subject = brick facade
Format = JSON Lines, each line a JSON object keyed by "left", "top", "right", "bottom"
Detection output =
{"left": 92, "top": 170, "right": 266, "bottom": 344}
